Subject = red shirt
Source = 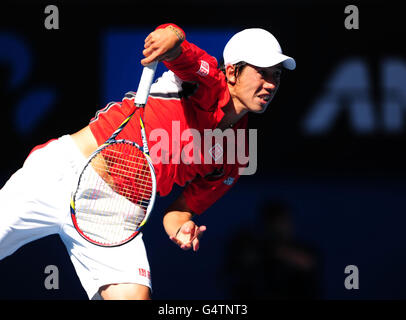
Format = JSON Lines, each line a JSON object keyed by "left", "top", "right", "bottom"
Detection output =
{"left": 89, "top": 25, "right": 248, "bottom": 214}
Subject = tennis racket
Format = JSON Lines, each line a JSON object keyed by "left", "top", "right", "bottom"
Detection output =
{"left": 70, "top": 62, "right": 158, "bottom": 247}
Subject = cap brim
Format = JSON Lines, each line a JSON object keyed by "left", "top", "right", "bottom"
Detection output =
{"left": 267, "top": 54, "right": 296, "bottom": 70}
{"left": 245, "top": 53, "right": 296, "bottom": 70}
{"left": 281, "top": 55, "right": 296, "bottom": 70}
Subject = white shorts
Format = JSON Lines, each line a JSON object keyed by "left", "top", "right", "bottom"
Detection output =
{"left": 0, "top": 135, "right": 152, "bottom": 299}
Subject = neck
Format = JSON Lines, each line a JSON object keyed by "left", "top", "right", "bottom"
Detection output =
{"left": 217, "top": 98, "right": 248, "bottom": 130}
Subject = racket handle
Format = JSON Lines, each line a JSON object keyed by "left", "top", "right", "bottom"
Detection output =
{"left": 134, "top": 61, "right": 158, "bottom": 106}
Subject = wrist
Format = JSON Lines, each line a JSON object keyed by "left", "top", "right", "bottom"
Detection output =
{"left": 166, "top": 25, "right": 185, "bottom": 42}
{"left": 164, "top": 45, "right": 182, "bottom": 62}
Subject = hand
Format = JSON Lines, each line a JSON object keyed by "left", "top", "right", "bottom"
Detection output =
{"left": 169, "top": 220, "right": 206, "bottom": 252}
{"left": 141, "top": 26, "right": 184, "bottom": 66}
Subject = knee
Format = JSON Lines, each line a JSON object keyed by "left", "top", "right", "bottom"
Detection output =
{"left": 99, "top": 283, "right": 151, "bottom": 300}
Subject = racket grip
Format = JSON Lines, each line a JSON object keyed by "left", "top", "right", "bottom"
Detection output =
{"left": 134, "top": 61, "right": 158, "bottom": 106}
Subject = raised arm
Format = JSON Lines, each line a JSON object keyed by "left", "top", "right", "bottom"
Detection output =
{"left": 141, "top": 23, "right": 227, "bottom": 111}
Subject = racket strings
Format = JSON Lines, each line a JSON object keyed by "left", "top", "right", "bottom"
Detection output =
{"left": 74, "top": 142, "right": 153, "bottom": 246}
{"left": 100, "top": 144, "right": 153, "bottom": 204}
{"left": 90, "top": 161, "right": 153, "bottom": 195}
{"left": 102, "top": 149, "right": 153, "bottom": 174}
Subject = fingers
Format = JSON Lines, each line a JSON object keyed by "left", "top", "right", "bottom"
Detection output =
{"left": 141, "top": 52, "right": 159, "bottom": 66}
{"left": 141, "top": 45, "right": 162, "bottom": 66}
{"left": 192, "top": 225, "right": 206, "bottom": 252}
{"left": 169, "top": 221, "right": 193, "bottom": 249}
{"left": 144, "top": 33, "right": 152, "bottom": 44}
{"left": 141, "top": 27, "right": 181, "bottom": 66}
{"left": 169, "top": 235, "right": 185, "bottom": 249}
{"left": 169, "top": 223, "right": 206, "bottom": 252}
{"left": 141, "top": 31, "right": 164, "bottom": 66}
{"left": 141, "top": 45, "right": 168, "bottom": 66}
{"left": 178, "top": 222, "right": 195, "bottom": 250}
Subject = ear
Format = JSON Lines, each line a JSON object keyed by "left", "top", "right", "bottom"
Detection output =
{"left": 225, "top": 64, "right": 237, "bottom": 84}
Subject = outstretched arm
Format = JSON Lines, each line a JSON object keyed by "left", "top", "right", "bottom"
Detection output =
{"left": 163, "top": 193, "right": 206, "bottom": 252}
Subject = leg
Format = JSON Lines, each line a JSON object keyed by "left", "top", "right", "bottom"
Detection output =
{"left": 51, "top": 135, "right": 153, "bottom": 300}
{"left": 0, "top": 139, "right": 65, "bottom": 260}
{"left": 61, "top": 222, "right": 153, "bottom": 300}
{"left": 99, "top": 283, "right": 151, "bottom": 300}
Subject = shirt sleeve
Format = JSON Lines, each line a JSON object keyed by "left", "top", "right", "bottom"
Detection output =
{"left": 88, "top": 97, "right": 141, "bottom": 146}
{"left": 156, "top": 24, "right": 229, "bottom": 111}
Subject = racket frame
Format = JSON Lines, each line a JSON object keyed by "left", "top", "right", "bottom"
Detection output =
{"left": 70, "top": 62, "right": 158, "bottom": 247}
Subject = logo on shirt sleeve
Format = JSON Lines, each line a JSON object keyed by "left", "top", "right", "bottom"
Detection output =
{"left": 197, "top": 60, "right": 210, "bottom": 77}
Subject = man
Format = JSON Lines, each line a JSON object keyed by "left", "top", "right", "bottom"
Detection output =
{"left": 0, "top": 24, "right": 295, "bottom": 299}
{"left": 140, "top": 25, "right": 295, "bottom": 252}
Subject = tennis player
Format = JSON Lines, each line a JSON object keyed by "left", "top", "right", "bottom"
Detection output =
{"left": 0, "top": 23, "right": 295, "bottom": 299}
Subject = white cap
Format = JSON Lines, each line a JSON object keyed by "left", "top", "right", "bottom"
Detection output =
{"left": 223, "top": 28, "right": 296, "bottom": 70}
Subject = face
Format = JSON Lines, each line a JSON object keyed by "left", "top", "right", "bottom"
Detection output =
{"left": 228, "top": 63, "right": 282, "bottom": 114}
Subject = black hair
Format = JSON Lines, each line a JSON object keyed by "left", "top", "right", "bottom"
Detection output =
{"left": 218, "top": 58, "right": 248, "bottom": 81}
